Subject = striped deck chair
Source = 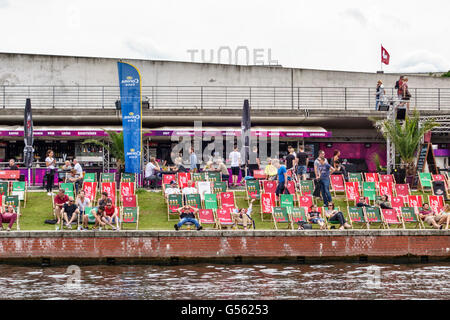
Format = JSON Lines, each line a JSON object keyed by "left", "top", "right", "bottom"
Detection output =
{"left": 192, "top": 172, "right": 206, "bottom": 182}
{"left": 204, "top": 193, "right": 218, "bottom": 212}
{"left": 330, "top": 174, "right": 345, "bottom": 196}
{"left": 167, "top": 194, "right": 183, "bottom": 221}
{"left": 345, "top": 182, "right": 360, "bottom": 205}
{"left": 378, "top": 182, "right": 394, "bottom": 199}
{"left": 280, "top": 194, "right": 294, "bottom": 211}
{"left": 290, "top": 207, "right": 308, "bottom": 230}
{"left": 253, "top": 170, "right": 267, "bottom": 180}
{"left": 212, "top": 181, "right": 228, "bottom": 194}
{"left": 122, "top": 195, "right": 138, "bottom": 208}
{"left": 363, "top": 182, "right": 377, "bottom": 203}
{"left": 120, "top": 182, "right": 135, "bottom": 205}
{"left": 177, "top": 172, "right": 191, "bottom": 190}
{"left": 185, "top": 193, "right": 201, "bottom": 209}
{"left": 272, "top": 207, "right": 291, "bottom": 229}
{"left": 428, "top": 195, "right": 444, "bottom": 214}
{"left": 0, "top": 181, "right": 9, "bottom": 196}
{"left": 400, "top": 207, "right": 423, "bottom": 229}
{"left": 82, "top": 181, "right": 97, "bottom": 203}
{"left": 60, "top": 182, "right": 75, "bottom": 198}
{"left": 197, "top": 181, "right": 212, "bottom": 201}
{"left": 83, "top": 172, "right": 97, "bottom": 183}
{"left": 364, "top": 206, "right": 383, "bottom": 229}
{"left": 198, "top": 209, "right": 217, "bottom": 229}
{"left": 120, "top": 206, "right": 139, "bottom": 230}
{"left": 101, "top": 182, "right": 117, "bottom": 207}
{"left": 395, "top": 184, "right": 410, "bottom": 201}
{"left": 407, "top": 195, "right": 423, "bottom": 209}
{"left": 348, "top": 172, "right": 363, "bottom": 185}
{"left": 298, "top": 195, "right": 313, "bottom": 209}
{"left": 381, "top": 209, "right": 404, "bottom": 229}
{"left": 207, "top": 171, "right": 221, "bottom": 183}
{"left": 418, "top": 172, "right": 433, "bottom": 192}
{"left": 380, "top": 174, "right": 395, "bottom": 184}
{"left": 285, "top": 180, "right": 298, "bottom": 203}
{"left": 219, "top": 192, "right": 236, "bottom": 211}
{"left": 3, "top": 195, "right": 20, "bottom": 230}
{"left": 245, "top": 179, "right": 261, "bottom": 202}
{"left": 11, "top": 181, "right": 27, "bottom": 207}
{"left": 216, "top": 208, "right": 234, "bottom": 229}
{"left": 260, "top": 193, "right": 276, "bottom": 221}
{"left": 299, "top": 180, "right": 314, "bottom": 196}
{"left": 322, "top": 206, "right": 343, "bottom": 229}
{"left": 100, "top": 173, "right": 115, "bottom": 183}
{"left": 391, "top": 196, "right": 405, "bottom": 211}
{"left": 347, "top": 206, "right": 369, "bottom": 229}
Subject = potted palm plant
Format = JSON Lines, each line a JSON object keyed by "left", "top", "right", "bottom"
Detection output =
{"left": 371, "top": 109, "right": 438, "bottom": 182}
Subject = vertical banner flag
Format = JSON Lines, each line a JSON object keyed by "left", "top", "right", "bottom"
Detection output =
{"left": 241, "top": 99, "right": 251, "bottom": 177}
{"left": 23, "top": 98, "right": 34, "bottom": 168}
{"left": 381, "top": 45, "right": 390, "bottom": 65}
{"left": 118, "top": 61, "right": 142, "bottom": 174}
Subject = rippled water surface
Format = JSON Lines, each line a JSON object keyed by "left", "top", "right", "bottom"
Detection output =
{"left": 0, "top": 263, "right": 449, "bottom": 300}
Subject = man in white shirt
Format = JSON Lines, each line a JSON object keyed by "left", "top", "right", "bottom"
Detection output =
{"left": 145, "top": 157, "right": 161, "bottom": 189}
{"left": 73, "top": 159, "right": 83, "bottom": 177}
{"left": 229, "top": 146, "right": 241, "bottom": 187}
{"left": 182, "top": 180, "right": 197, "bottom": 195}
{"left": 165, "top": 181, "right": 181, "bottom": 196}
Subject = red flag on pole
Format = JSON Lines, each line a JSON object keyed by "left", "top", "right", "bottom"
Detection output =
{"left": 381, "top": 45, "right": 390, "bottom": 65}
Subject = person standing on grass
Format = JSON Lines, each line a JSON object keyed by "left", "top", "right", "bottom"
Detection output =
{"left": 61, "top": 197, "right": 80, "bottom": 230}
{"left": 296, "top": 146, "right": 309, "bottom": 181}
{"left": 45, "top": 150, "right": 57, "bottom": 196}
{"left": 317, "top": 157, "right": 334, "bottom": 207}
{"left": 274, "top": 159, "right": 288, "bottom": 197}
{"left": 229, "top": 146, "right": 241, "bottom": 187}
{"left": 0, "top": 205, "right": 18, "bottom": 231}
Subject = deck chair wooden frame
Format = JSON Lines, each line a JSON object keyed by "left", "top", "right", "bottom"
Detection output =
{"left": 203, "top": 193, "right": 218, "bottom": 212}
{"left": 290, "top": 207, "right": 309, "bottom": 230}
{"left": 347, "top": 206, "right": 369, "bottom": 229}
{"left": 11, "top": 181, "right": 27, "bottom": 208}
{"left": 407, "top": 195, "right": 423, "bottom": 209}
{"left": 381, "top": 209, "right": 405, "bottom": 229}
{"left": 167, "top": 193, "right": 183, "bottom": 221}
{"left": 198, "top": 209, "right": 217, "bottom": 229}
{"left": 245, "top": 179, "right": 261, "bottom": 202}
{"left": 400, "top": 207, "right": 423, "bottom": 229}
{"left": 219, "top": 192, "right": 236, "bottom": 212}
{"left": 330, "top": 174, "right": 345, "bottom": 196}
{"left": 322, "top": 206, "right": 343, "bottom": 229}
{"left": 216, "top": 208, "right": 234, "bottom": 229}
{"left": 418, "top": 172, "right": 433, "bottom": 192}
{"left": 185, "top": 193, "right": 202, "bottom": 209}
{"left": 3, "top": 195, "right": 20, "bottom": 230}
{"left": 364, "top": 206, "right": 384, "bottom": 229}
{"left": 272, "top": 207, "right": 291, "bottom": 230}
{"left": 120, "top": 206, "right": 139, "bottom": 230}
{"left": 260, "top": 193, "right": 276, "bottom": 221}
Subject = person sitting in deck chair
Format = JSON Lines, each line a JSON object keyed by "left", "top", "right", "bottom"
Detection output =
{"left": 61, "top": 196, "right": 80, "bottom": 230}
{"left": 76, "top": 190, "right": 91, "bottom": 216}
{"left": 437, "top": 204, "right": 450, "bottom": 230}
{"left": 165, "top": 181, "right": 181, "bottom": 196}
{"left": 174, "top": 205, "right": 202, "bottom": 231}
{"left": 324, "top": 202, "right": 351, "bottom": 230}
{"left": 356, "top": 197, "right": 373, "bottom": 208}
{"left": 66, "top": 169, "right": 82, "bottom": 194}
{"left": 376, "top": 195, "right": 393, "bottom": 209}
{"left": 419, "top": 203, "right": 443, "bottom": 230}
{"left": 97, "top": 192, "right": 110, "bottom": 207}
{"left": 0, "top": 205, "right": 18, "bottom": 231}
{"left": 91, "top": 206, "right": 108, "bottom": 231}
{"left": 103, "top": 198, "right": 120, "bottom": 231}
{"left": 306, "top": 204, "right": 326, "bottom": 230}
{"left": 54, "top": 189, "right": 69, "bottom": 230}
{"left": 231, "top": 198, "right": 256, "bottom": 230}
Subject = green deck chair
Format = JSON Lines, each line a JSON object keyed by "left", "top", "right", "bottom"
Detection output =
{"left": 83, "top": 173, "right": 97, "bottom": 183}
{"left": 204, "top": 193, "right": 218, "bottom": 212}
{"left": 290, "top": 207, "right": 309, "bottom": 230}
{"left": 272, "top": 207, "right": 291, "bottom": 229}
{"left": 185, "top": 193, "right": 201, "bottom": 209}
{"left": 418, "top": 172, "right": 432, "bottom": 192}
{"left": 280, "top": 194, "right": 294, "bottom": 210}
{"left": 120, "top": 207, "right": 139, "bottom": 230}
{"left": 207, "top": 171, "right": 221, "bottom": 182}
{"left": 0, "top": 181, "right": 9, "bottom": 196}
{"left": 100, "top": 173, "right": 115, "bottom": 183}
{"left": 167, "top": 194, "right": 183, "bottom": 221}
{"left": 192, "top": 172, "right": 206, "bottom": 182}
{"left": 349, "top": 172, "right": 363, "bottom": 183}
{"left": 364, "top": 206, "right": 383, "bottom": 229}
{"left": 363, "top": 182, "right": 377, "bottom": 202}
{"left": 299, "top": 180, "right": 314, "bottom": 196}
{"left": 347, "top": 206, "right": 368, "bottom": 229}
{"left": 121, "top": 173, "right": 136, "bottom": 183}
{"left": 11, "top": 181, "right": 27, "bottom": 207}
{"left": 60, "top": 183, "right": 75, "bottom": 198}
{"left": 212, "top": 181, "right": 227, "bottom": 194}
{"left": 400, "top": 207, "right": 423, "bottom": 229}
{"left": 2, "top": 195, "right": 20, "bottom": 230}
{"left": 245, "top": 179, "right": 261, "bottom": 201}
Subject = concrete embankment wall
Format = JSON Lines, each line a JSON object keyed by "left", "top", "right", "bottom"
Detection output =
{"left": 0, "top": 230, "right": 449, "bottom": 265}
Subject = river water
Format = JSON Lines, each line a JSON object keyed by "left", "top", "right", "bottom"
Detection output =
{"left": 0, "top": 263, "right": 448, "bottom": 300}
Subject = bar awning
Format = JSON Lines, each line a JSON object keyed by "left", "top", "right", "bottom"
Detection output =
{"left": 0, "top": 125, "right": 331, "bottom": 138}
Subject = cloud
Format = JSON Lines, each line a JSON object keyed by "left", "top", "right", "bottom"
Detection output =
{"left": 123, "top": 37, "right": 173, "bottom": 61}
{"left": 0, "top": 0, "right": 9, "bottom": 9}
{"left": 391, "top": 50, "right": 450, "bottom": 73}
{"left": 340, "top": 8, "right": 368, "bottom": 27}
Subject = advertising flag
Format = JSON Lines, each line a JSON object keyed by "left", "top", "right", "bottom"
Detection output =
{"left": 381, "top": 46, "right": 390, "bottom": 65}
{"left": 118, "top": 61, "right": 142, "bottom": 174}
{"left": 241, "top": 99, "right": 251, "bottom": 175}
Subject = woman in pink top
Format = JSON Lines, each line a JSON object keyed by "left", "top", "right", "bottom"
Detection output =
{"left": 0, "top": 205, "right": 18, "bottom": 231}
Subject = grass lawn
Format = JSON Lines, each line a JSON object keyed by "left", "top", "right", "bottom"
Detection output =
{"left": 10, "top": 188, "right": 436, "bottom": 231}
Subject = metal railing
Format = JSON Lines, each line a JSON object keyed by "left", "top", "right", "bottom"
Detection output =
{"left": 1, "top": 85, "right": 449, "bottom": 111}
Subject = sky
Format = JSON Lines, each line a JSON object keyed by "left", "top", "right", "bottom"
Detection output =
{"left": 0, "top": 0, "right": 449, "bottom": 73}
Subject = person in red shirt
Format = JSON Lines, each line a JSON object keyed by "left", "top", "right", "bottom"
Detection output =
{"left": 53, "top": 189, "right": 69, "bottom": 230}
{"left": 103, "top": 198, "right": 119, "bottom": 230}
